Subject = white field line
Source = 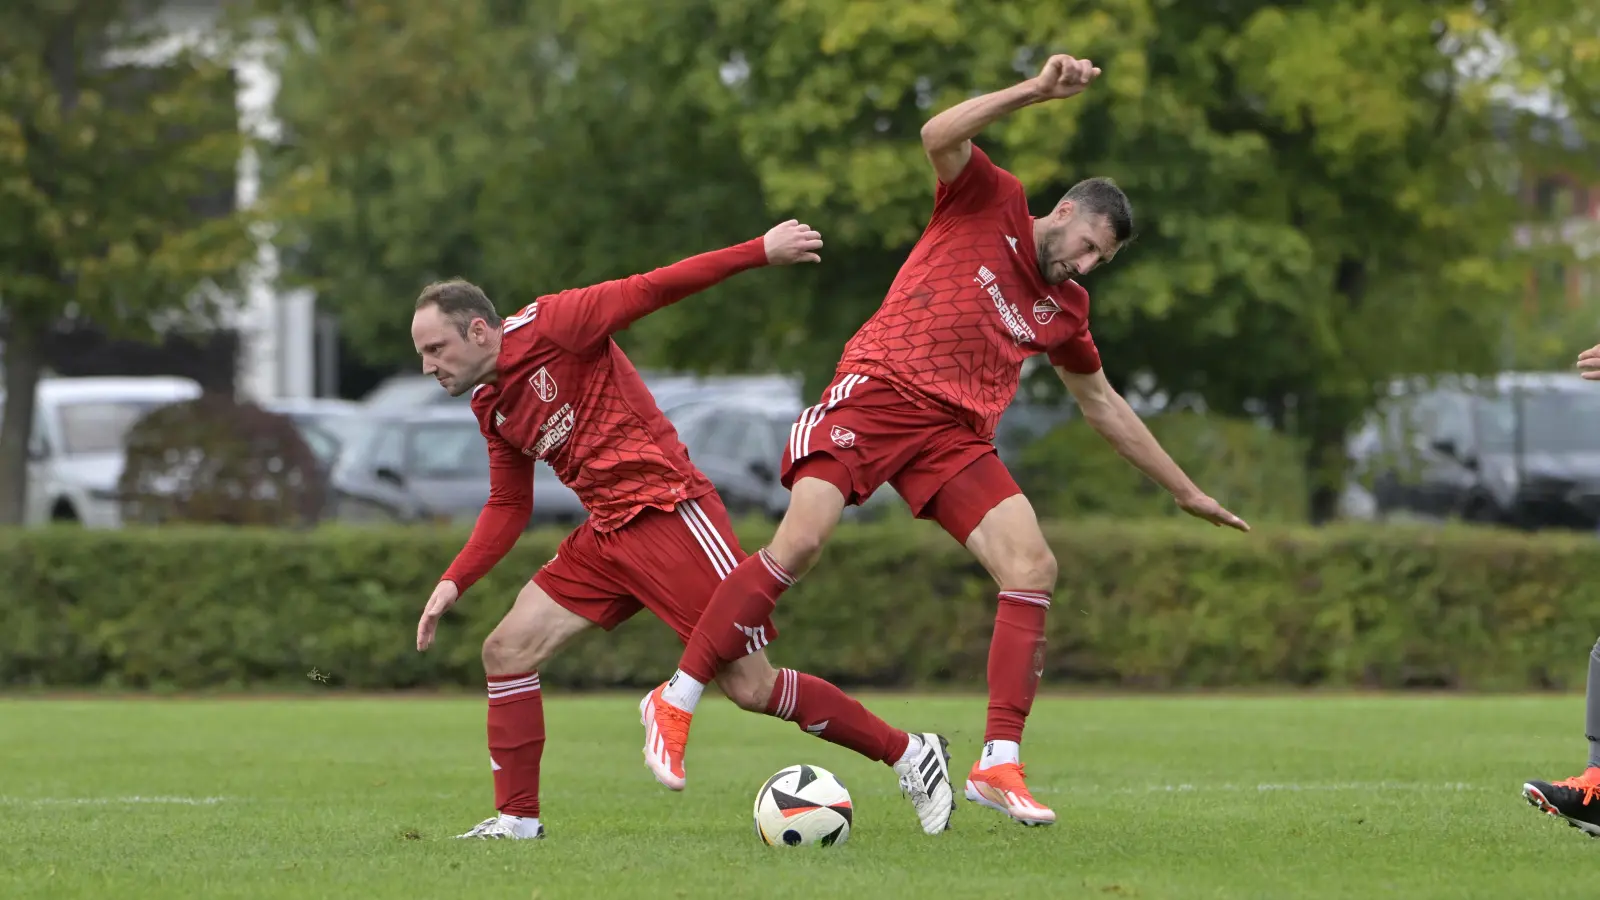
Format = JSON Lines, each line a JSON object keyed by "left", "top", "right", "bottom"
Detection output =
{"left": 0, "top": 795, "right": 230, "bottom": 807}
{"left": 1037, "top": 781, "right": 1480, "bottom": 795}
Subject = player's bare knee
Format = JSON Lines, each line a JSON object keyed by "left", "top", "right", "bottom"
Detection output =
{"left": 717, "top": 655, "right": 778, "bottom": 712}
{"left": 481, "top": 618, "right": 562, "bottom": 674}
{"left": 770, "top": 479, "right": 845, "bottom": 574}
{"left": 1001, "top": 544, "right": 1058, "bottom": 594}
{"left": 769, "top": 520, "right": 827, "bottom": 575}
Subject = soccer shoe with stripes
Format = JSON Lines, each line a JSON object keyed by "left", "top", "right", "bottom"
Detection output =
{"left": 892, "top": 732, "right": 955, "bottom": 834}
{"left": 455, "top": 814, "right": 545, "bottom": 840}
{"left": 1523, "top": 767, "right": 1600, "bottom": 836}
{"left": 640, "top": 684, "right": 692, "bottom": 791}
{"left": 964, "top": 761, "right": 1056, "bottom": 826}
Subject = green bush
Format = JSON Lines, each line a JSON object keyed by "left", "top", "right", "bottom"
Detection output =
{"left": 2, "top": 516, "right": 1596, "bottom": 691}
{"left": 1013, "top": 413, "right": 1309, "bottom": 524}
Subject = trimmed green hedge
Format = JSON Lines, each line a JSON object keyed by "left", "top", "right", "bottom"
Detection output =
{"left": 3, "top": 517, "right": 1598, "bottom": 691}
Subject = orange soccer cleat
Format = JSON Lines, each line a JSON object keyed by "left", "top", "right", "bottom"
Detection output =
{"left": 965, "top": 760, "right": 1056, "bottom": 827}
{"left": 639, "top": 684, "right": 693, "bottom": 791}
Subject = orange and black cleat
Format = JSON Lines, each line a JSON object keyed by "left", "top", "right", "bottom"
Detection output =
{"left": 1523, "top": 767, "right": 1600, "bottom": 837}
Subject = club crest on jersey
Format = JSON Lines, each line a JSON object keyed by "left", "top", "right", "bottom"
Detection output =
{"left": 528, "top": 366, "right": 558, "bottom": 403}
{"left": 1033, "top": 296, "right": 1062, "bottom": 325}
{"left": 829, "top": 425, "right": 856, "bottom": 448}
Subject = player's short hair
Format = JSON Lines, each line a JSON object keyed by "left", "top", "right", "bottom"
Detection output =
{"left": 1059, "top": 177, "right": 1134, "bottom": 244}
{"left": 415, "top": 279, "right": 502, "bottom": 337}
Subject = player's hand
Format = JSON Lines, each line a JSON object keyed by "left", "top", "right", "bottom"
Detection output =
{"left": 1578, "top": 344, "right": 1600, "bottom": 381}
{"left": 1033, "top": 54, "right": 1101, "bottom": 101}
{"left": 417, "top": 580, "right": 460, "bottom": 652}
{"left": 1177, "top": 493, "right": 1251, "bottom": 532}
{"left": 764, "top": 219, "right": 823, "bottom": 265}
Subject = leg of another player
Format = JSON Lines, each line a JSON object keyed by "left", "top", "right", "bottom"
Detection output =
{"left": 641, "top": 466, "right": 850, "bottom": 792}
{"left": 961, "top": 492, "right": 1060, "bottom": 827}
{"left": 718, "top": 650, "right": 955, "bottom": 835}
{"left": 659, "top": 470, "right": 847, "bottom": 709}
{"left": 459, "top": 581, "right": 593, "bottom": 841}
{"left": 1522, "top": 635, "right": 1600, "bottom": 836}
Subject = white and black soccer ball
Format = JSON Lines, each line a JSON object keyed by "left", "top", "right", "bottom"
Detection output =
{"left": 752, "top": 764, "right": 853, "bottom": 848}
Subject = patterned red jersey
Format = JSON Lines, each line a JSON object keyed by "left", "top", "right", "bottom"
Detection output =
{"left": 836, "top": 143, "right": 1102, "bottom": 440}
{"left": 441, "top": 238, "right": 768, "bottom": 593}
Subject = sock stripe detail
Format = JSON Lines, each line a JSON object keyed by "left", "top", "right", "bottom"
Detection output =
{"left": 678, "top": 499, "right": 737, "bottom": 579}
{"left": 487, "top": 674, "right": 541, "bottom": 699}
{"left": 775, "top": 668, "right": 799, "bottom": 720}
{"left": 757, "top": 548, "right": 796, "bottom": 587}
{"left": 998, "top": 591, "right": 1052, "bottom": 609}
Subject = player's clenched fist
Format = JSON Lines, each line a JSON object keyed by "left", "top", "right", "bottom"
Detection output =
{"left": 1033, "top": 53, "right": 1101, "bottom": 101}
{"left": 416, "top": 580, "right": 460, "bottom": 652}
{"left": 764, "top": 219, "right": 824, "bottom": 265}
{"left": 1578, "top": 344, "right": 1600, "bottom": 381}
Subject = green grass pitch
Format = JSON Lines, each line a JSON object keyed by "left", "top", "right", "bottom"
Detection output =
{"left": 1, "top": 693, "right": 1593, "bottom": 899}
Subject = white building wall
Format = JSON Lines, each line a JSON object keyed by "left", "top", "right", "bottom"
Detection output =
{"left": 122, "top": 1, "right": 318, "bottom": 401}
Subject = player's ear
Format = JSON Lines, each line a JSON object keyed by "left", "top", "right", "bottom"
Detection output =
{"left": 1054, "top": 199, "right": 1075, "bottom": 222}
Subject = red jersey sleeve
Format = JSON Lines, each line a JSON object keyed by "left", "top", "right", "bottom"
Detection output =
{"left": 1048, "top": 328, "right": 1103, "bottom": 375}
{"left": 537, "top": 237, "right": 769, "bottom": 352}
{"left": 440, "top": 423, "right": 534, "bottom": 594}
{"left": 932, "top": 143, "right": 1017, "bottom": 220}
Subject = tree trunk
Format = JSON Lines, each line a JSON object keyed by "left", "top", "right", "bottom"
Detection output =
{"left": 0, "top": 323, "right": 46, "bottom": 525}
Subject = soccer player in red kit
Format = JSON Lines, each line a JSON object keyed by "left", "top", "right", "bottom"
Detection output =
{"left": 642, "top": 55, "right": 1250, "bottom": 827}
{"left": 410, "top": 220, "right": 955, "bottom": 841}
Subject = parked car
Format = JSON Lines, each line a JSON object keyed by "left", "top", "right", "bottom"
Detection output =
{"left": 666, "top": 396, "right": 894, "bottom": 520}
{"left": 259, "top": 397, "right": 369, "bottom": 467}
{"left": 7, "top": 375, "right": 202, "bottom": 527}
{"left": 1351, "top": 372, "right": 1600, "bottom": 530}
{"left": 326, "top": 405, "right": 587, "bottom": 527}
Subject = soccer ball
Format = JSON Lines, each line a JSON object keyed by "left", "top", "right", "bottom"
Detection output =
{"left": 752, "top": 764, "right": 853, "bottom": 848}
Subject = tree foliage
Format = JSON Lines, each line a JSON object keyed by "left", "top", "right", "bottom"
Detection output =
{"left": 0, "top": 0, "right": 261, "bottom": 523}
{"left": 272, "top": 0, "right": 1600, "bottom": 518}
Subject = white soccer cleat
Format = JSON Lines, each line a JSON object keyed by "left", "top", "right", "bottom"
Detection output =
{"left": 893, "top": 732, "right": 955, "bottom": 834}
{"left": 455, "top": 814, "right": 546, "bottom": 840}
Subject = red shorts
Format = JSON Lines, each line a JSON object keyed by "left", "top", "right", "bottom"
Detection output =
{"left": 531, "top": 491, "right": 778, "bottom": 644}
{"left": 779, "top": 373, "right": 1022, "bottom": 543}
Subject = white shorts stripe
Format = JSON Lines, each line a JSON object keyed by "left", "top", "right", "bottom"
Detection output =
{"left": 790, "top": 374, "right": 867, "bottom": 462}
{"left": 678, "top": 502, "right": 734, "bottom": 580}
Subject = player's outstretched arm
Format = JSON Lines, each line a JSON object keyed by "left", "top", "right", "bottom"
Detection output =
{"left": 1056, "top": 366, "right": 1251, "bottom": 532}
{"left": 417, "top": 436, "right": 535, "bottom": 651}
{"left": 542, "top": 220, "right": 823, "bottom": 352}
{"left": 921, "top": 54, "right": 1101, "bottom": 184}
{"left": 1578, "top": 343, "right": 1600, "bottom": 381}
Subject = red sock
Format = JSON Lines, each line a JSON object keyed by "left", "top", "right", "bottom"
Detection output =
{"left": 486, "top": 672, "right": 545, "bottom": 817}
{"left": 677, "top": 548, "right": 794, "bottom": 682}
{"left": 766, "top": 668, "right": 911, "bottom": 765}
{"left": 985, "top": 592, "right": 1050, "bottom": 744}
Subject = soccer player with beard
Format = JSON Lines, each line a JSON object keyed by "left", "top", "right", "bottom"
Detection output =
{"left": 410, "top": 219, "right": 954, "bottom": 841}
{"left": 641, "top": 55, "right": 1250, "bottom": 827}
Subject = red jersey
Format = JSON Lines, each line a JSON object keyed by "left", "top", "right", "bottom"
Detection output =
{"left": 441, "top": 237, "right": 769, "bottom": 593}
{"left": 837, "top": 143, "right": 1102, "bottom": 440}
